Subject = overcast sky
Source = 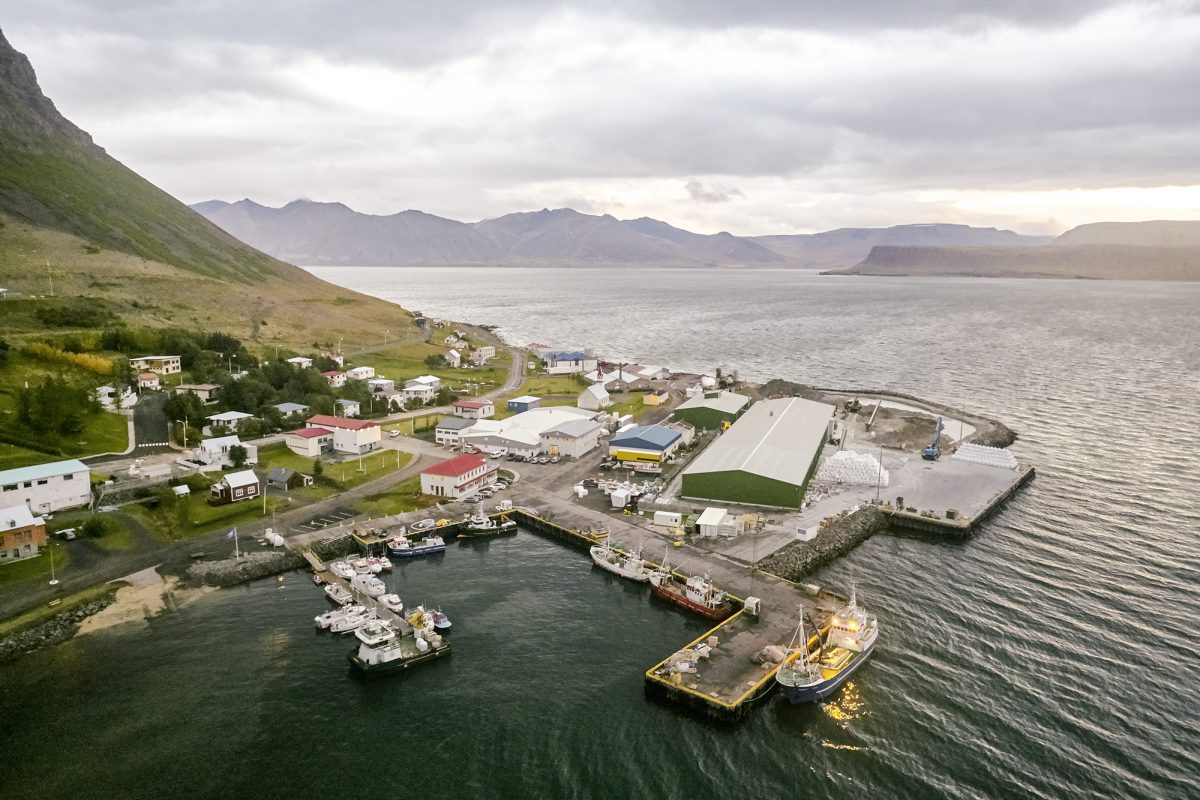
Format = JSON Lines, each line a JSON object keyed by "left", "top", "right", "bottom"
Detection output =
{"left": 7, "top": 1, "right": 1200, "bottom": 235}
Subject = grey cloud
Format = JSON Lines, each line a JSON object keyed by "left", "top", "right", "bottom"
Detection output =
{"left": 685, "top": 180, "right": 742, "bottom": 203}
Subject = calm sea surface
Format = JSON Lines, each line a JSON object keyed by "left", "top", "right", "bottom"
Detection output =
{"left": 3, "top": 268, "right": 1198, "bottom": 799}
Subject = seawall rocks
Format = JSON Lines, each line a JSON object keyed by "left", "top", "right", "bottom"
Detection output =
{"left": 756, "top": 507, "right": 887, "bottom": 582}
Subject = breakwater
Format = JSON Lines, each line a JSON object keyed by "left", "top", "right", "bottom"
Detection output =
{"left": 0, "top": 594, "right": 118, "bottom": 662}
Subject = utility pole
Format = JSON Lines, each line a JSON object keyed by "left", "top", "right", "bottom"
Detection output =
{"left": 875, "top": 445, "right": 884, "bottom": 502}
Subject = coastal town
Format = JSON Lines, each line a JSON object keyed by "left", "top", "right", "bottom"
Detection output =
{"left": 0, "top": 319, "right": 1033, "bottom": 720}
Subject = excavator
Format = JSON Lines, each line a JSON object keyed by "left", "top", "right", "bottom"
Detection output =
{"left": 922, "top": 417, "right": 944, "bottom": 461}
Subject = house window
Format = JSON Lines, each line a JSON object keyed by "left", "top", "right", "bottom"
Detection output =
{"left": 64, "top": 473, "right": 75, "bottom": 481}
{"left": 2, "top": 485, "right": 14, "bottom": 492}
{"left": 23, "top": 482, "right": 31, "bottom": 488}
{"left": 37, "top": 479, "right": 48, "bottom": 486}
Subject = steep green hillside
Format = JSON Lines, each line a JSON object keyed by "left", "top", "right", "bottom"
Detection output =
{"left": 0, "top": 27, "right": 416, "bottom": 346}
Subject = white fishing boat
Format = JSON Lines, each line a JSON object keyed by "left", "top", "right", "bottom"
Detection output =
{"left": 589, "top": 537, "right": 652, "bottom": 582}
{"left": 351, "top": 557, "right": 374, "bottom": 574}
{"left": 430, "top": 608, "right": 452, "bottom": 632}
{"left": 329, "top": 561, "right": 355, "bottom": 580}
{"left": 378, "top": 593, "right": 404, "bottom": 614}
{"left": 368, "top": 556, "right": 393, "bottom": 572}
{"left": 324, "top": 583, "right": 353, "bottom": 605}
{"left": 330, "top": 606, "right": 375, "bottom": 634}
{"left": 350, "top": 573, "right": 387, "bottom": 598}
{"left": 315, "top": 603, "right": 366, "bottom": 630}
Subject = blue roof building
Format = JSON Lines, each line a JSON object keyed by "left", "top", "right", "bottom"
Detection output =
{"left": 608, "top": 424, "right": 683, "bottom": 464}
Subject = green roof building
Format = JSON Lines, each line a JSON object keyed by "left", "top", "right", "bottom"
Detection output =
{"left": 672, "top": 391, "right": 750, "bottom": 430}
{"left": 680, "top": 396, "right": 834, "bottom": 509}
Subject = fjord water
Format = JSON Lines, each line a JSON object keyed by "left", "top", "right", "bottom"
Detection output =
{"left": 4, "top": 270, "right": 1198, "bottom": 799}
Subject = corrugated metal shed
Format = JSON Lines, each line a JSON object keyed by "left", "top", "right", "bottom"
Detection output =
{"left": 682, "top": 397, "right": 833, "bottom": 487}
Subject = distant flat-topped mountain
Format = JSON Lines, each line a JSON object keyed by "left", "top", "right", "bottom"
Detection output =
{"left": 750, "top": 223, "right": 1052, "bottom": 268}
{"left": 829, "top": 220, "right": 1200, "bottom": 281}
{"left": 192, "top": 200, "right": 1044, "bottom": 268}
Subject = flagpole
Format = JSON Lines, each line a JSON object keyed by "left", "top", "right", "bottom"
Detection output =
{"left": 234, "top": 527, "right": 240, "bottom": 559}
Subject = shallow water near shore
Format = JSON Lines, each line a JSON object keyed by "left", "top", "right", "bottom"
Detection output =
{"left": 2, "top": 269, "right": 1198, "bottom": 799}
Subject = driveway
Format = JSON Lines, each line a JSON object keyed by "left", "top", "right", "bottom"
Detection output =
{"left": 132, "top": 393, "right": 172, "bottom": 454}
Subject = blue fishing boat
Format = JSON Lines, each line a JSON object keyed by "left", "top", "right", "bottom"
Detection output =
{"left": 388, "top": 534, "right": 447, "bottom": 557}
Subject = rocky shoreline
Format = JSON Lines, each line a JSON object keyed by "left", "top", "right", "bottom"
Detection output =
{"left": 0, "top": 595, "right": 118, "bottom": 662}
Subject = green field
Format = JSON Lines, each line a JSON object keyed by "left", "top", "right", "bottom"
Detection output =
{"left": 352, "top": 476, "right": 439, "bottom": 517}
{"left": 350, "top": 341, "right": 511, "bottom": 396}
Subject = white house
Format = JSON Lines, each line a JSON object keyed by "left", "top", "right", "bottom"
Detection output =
{"left": 452, "top": 398, "right": 495, "bottom": 419}
{"left": 130, "top": 355, "right": 181, "bottom": 375}
{"left": 544, "top": 350, "right": 597, "bottom": 375}
{"left": 368, "top": 377, "right": 396, "bottom": 395}
{"left": 402, "top": 380, "right": 437, "bottom": 404}
{"left": 637, "top": 365, "right": 672, "bottom": 381}
{"left": 345, "top": 366, "right": 375, "bottom": 380}
{"left": 420, "top": 454, "right": 498, "bottom": 499}
{"left": 446, "top": 349, "right": 462, "bottom": 368}
{"left": 470, "top": 350, "right": 491, "bottom": 366}
{"left": 138, "top": 372, "right": 161, "bottom": 391}
{"left": 197, "top": 435, "right": 258, "bottom": 469}
{"left": 97, "top": 384, "right": 137, "bottom": 410}
{"left": 696, "top": 507, "right": 740, "bottom": 539}
{"left": 286, "top": 356, "right": 313, "bottom": 369}
{"left": 578, "top": 384, "right": 611, "bottom": 411}
{"left": 206, "top": 410, "right": 253, "bottom": 432}
{"left": 539, "top": 418, "right": 605, "bottom": 459}
{"left": 435, "top": 416, "right": 476, "bottom": 447}
{"left": 335, "top": 398, "right": 361, "bottom": 417}
{"left": 175, "top": 383, "right": 220, "bottom": 403}
{"left": 411, "top": 375, "right": 441, "bottom": 389}
{"left": 322, "top": 370, "right": 346, "bottom": 388}
{"left": 473, "top": 345, "right": 496, "bottom": 360}
{"left": 305, "top": 415, "right": 382, "bottom": 454}
{"left": 0, "top": 459, "right": 92, "bottom": 514}
{"left": 284, "top": 427, "right": 334, "bottom": 458}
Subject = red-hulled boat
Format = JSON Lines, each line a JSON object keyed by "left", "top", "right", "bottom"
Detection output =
{"left": 649, "top": 569, "right": 734, "bottom": 621}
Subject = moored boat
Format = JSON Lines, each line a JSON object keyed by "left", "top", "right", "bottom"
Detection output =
{"left": 368, "top": 556, "right": 393, "bottom": 572}
{"left": 776, "top": 589, "right": 878, "bottom": 704}
{"left": 329, "top": 561, "right": 356, "bottom": 580}
{"left": 354, "top": 619, "right": 396, "bottom": 647}
{"left": 330, "top": 606, "right": 375, "bottom": 634}
{"left": 430, "top": 608, "right": 452, "bottom": 632}
{"left": 458, "top": 506, "right": 517, "bottom": 538}
{"left": 388, "top": 534, "right": 447, "bottom": 557}
{"left": 589, "top": 538, "right": 652, "bottom": 582}
{"left": 324, "top": 583, "right": 353, "bottom": 605}
{"left": 649, "top": 568, "right": 733, "bottom": 621}
{"left": 350, "top": 573, "right": 387, "bottom": 598}
{"left": 378, "top": 593, "right": 404, "bottom": 614}
{"left": 348, "top": 629, "right": 451, "bottom": 674}
{"left": 315, "top": 603, "right": 366, "bottom": 630}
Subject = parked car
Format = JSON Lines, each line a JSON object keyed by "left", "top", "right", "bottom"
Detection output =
{"left": 582, "top": 479, "right": 599, "bottom": 488}
{"left": 389, "top": 430, "right": 401, "bottom": 438}
{"left": 56, "top": 528, "right": 77, "bottom": 540}
{"left": 549, "top": 456, "right": 561, "bottom": 464}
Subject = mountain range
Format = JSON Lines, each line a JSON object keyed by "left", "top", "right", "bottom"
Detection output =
{"left": 193, "top": 199, "right": 1052, "bottom": 269}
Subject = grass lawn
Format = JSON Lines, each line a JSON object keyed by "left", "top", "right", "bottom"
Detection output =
{"left": 510, "top": 374, "right": 589, "bottom": 397}
{"left": 0, "top": 352, "right": 130, "bottom": 465}
{"left": 0, "top": 540, "right": 70, "bottom": 588}
{"left": 351, "top": 342, "right": 510, "bottom": 397}
{"left": 0, "top": 581, "right": 125, "bottom": 637}
{"left": 352, "top": 476, "right": 439, "bottom": 517}
{"left": 382, "top": 415, "right": 441, "bottom": 436}
{"left": 86, "top": 523, "right": 137, "bottom": 553}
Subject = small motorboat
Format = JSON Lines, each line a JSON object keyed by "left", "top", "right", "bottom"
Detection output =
{"left": 315, "top": 603, "right": 366, "bottom": 630}
{"left": 329, "top": 561, "right": 356, "bottom": 580}
{"left": 411, "top": 518, "right": 436, "bottom": 531}
{"left": 458, "top": 505, "right": 517, "bottom": 538}
{"left": 351, "top": 557, "right": 374, "bottom": 574}
{"left": 324, "top": 583, "right": 353, "bottom": 605}
{"left": 378, "top": 593, "right": 404, "bottom": 614}
{"left": 330, "top": 607, "right": 375, "bottom": 634}
{"left": 369, "top": 556, "right": 393, "bottom": 572}
{"left": 311, "top": 573, "right": 324, "bottom": 586}
{"left": 430, "top": 608, "right": 452, "bottom": 632}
